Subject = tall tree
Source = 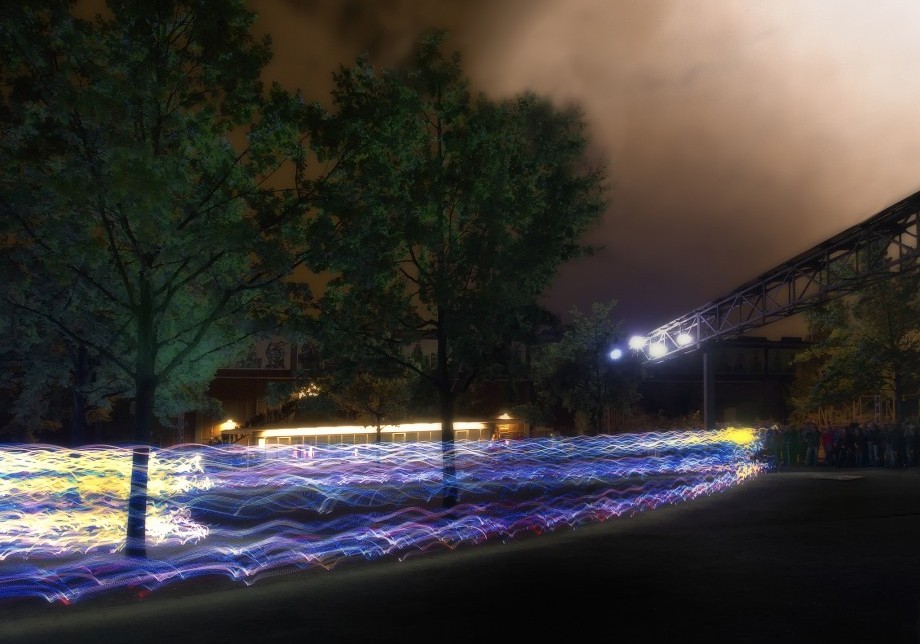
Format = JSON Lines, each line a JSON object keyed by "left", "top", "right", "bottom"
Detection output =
{"left": 792, "top": 268, "right": 920, "bottom": 425}
{"left": 788, "top": 298, "right": 855, "bottom": 425}
{"left": 0, "top": 0, "right": 310, "bottom": 556}
{"left": 303, "top": 31, "right": 608, "bottom": 506}
{"left": 529, "top": 299, "right": 641, "bottom": 435}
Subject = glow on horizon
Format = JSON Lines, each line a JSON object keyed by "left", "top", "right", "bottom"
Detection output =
{"left": 256, "top": 421, "right": 488, "bottom": 438}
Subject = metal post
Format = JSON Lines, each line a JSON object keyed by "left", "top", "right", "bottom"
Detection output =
{"left": 703, "top": 344, "right": 716, "bottom": 430}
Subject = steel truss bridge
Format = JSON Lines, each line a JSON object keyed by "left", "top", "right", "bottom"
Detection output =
{"left": 631, "top": 189, "right": 920, "bottom": 428}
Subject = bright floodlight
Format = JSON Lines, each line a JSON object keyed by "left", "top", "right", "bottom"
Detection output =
{"left": 609, "top": 348, "right": 623, "bottom": 360}
{"left": 649, "top": 342, "right": 667, "bottom": 358}
{"left": 676, "top": 332, "right": 693, "bottom": 346}
{"left": 628, "top": 335, "right": 647, "bottom": 350}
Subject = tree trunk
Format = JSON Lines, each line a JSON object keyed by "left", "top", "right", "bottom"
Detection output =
{"left": 435, "top": 308, "right": 458, "bottom": 509}
{"left": 126, "top": 278, "right": 157, "bottom": 558}
{"left": 70, "top": 343, "right": 89, "bottom": 447}
{"left": 125, "top": 445, "right": 149, "bottom": 558}
{"left": 894, "top": 371, "right": 905, "bottom": 425}
{"left": 439, "top": 387, "right": 457, "bottom": 509}
{"left": 126, "top": 377, "right": 155, "bottom": 558}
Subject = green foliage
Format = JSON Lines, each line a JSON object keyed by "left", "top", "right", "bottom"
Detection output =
{"left": 0, "top": 0, "right": 308, "bottom": 441}
{"left": 529, "top": 299, "right": 641, "bottom": 435}
{"left": 791, "top": 265, "right": 920, "bottom": 423}
{"left": 302, "top": 31, "right": 608, "bottom": 438}
{"left": 328, "top": 372, "right": 411, "bottom": 434}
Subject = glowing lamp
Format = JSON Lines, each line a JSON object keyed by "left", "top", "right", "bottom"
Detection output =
{"left": 676, "top": 332, "right": 693, "bottom": 346}
{"left": 649, "top": 342, "right": 667, "bottom": 358}
{"left": 628, "top": 335, "right": 647, "bottom": 350}
{"left": 609, "top": 348, "right": 623, "bottom": 360}
{"left": 297, "top": 383, "right": 321, "bottom": 399}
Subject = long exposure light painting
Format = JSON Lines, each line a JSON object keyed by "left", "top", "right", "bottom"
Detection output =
{"left": 0, "top": 428, "right": 767, "bottom": 604}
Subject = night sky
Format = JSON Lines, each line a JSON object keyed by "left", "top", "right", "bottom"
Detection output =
{"left": 250, "top": 0, "right": 920, "bottom": 337}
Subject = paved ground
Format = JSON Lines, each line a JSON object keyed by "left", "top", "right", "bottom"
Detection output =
{"left": 1, "top": 465, "right": 919, "bottom": 643}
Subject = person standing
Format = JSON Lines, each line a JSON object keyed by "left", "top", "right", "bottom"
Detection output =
{"left": 803, "top": 422, "right": 819, "bottom": 466}
{"left": 883, "top": 423, "right": 898, "bottom": 467}
{"left": 821, "top": 425, "right": 835, "bottom": 466}
{"left": 770, "top": 425, "right": 783, "bottom": 467}
{"left": 867, "top": 422, "right": 881, "bottom": 467}
{"left": 903, "top": 422, "right": 916, "bottom": 467}
{"left": 780, "top": 425, "right": 793, "bottom": 466}
{"left": 855, "top": 424, "right": 867, "bottom": 467}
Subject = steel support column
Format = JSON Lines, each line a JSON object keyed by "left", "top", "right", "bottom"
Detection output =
{"left": 703, "top": 344, "right": 716, "bottom": 430}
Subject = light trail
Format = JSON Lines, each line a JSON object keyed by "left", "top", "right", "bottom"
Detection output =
{"left": 0, "top": 428, "right": 767, "bottom": 604}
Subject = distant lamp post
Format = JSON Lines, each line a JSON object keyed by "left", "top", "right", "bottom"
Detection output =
{"left": 495, "top": 411, "right": 524, "bottom": 439}
{"left": 215, "top": 419, "right": 239, "bottom": 444}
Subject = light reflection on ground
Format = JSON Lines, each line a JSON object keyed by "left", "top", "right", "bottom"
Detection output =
{"left": 0, "top": 428, "right": 767, "bottom": 604}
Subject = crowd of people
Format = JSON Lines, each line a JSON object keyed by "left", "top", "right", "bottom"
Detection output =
{"left": 758, "top": 420, "right": 920, "bottom": 468}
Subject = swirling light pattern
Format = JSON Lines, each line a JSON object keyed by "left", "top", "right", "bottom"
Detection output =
{"left": 0, "top": 428, "right": 767, "bottom": 604}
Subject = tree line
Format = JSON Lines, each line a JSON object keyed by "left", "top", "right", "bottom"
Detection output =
{"left": 0, "top": 0, "right": 617, "bottom": 547}
{"left": 789, "top": 248, "right": 920, "bottom": 427}
{"left": 0, "top": 0, "right": 613, "bottom": 446}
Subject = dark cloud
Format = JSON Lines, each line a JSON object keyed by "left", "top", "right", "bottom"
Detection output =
{"left": 247, "top": 0, "right": 507, "bottom": 97}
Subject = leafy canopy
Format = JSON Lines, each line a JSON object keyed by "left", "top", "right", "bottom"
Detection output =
{"left": 0, "top": 0, "right": 309, "bottom": 440}
{"left": 791, "top": 249, "right": 920, "bottom": 424}
{"left": 304, "top": 31, "right": 608, "bottom": 414}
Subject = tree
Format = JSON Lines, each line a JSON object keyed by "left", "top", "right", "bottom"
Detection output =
{"left": 788, "top": 298, "right": 855, "bottom": 425}
{"left": 328, "top": 372, "right": 412, "bottom": 441}
{"left": 791, "top": 258, "right": 920, "bottom": 425}
{"left": 0, "top": 0, "right": 310, "bottom": 556}
{"left": 0, "top": 317, "right": 121, "bottom": 444}
{"left": 303, "top": 31, "right": 608, "bottom": 506}
{"left": 529, "top": 299, "right": 641, "bottom": 435}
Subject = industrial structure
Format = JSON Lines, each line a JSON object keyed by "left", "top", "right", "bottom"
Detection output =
{"left": 629, "top": 189, "right": 920, "bottom": 429}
